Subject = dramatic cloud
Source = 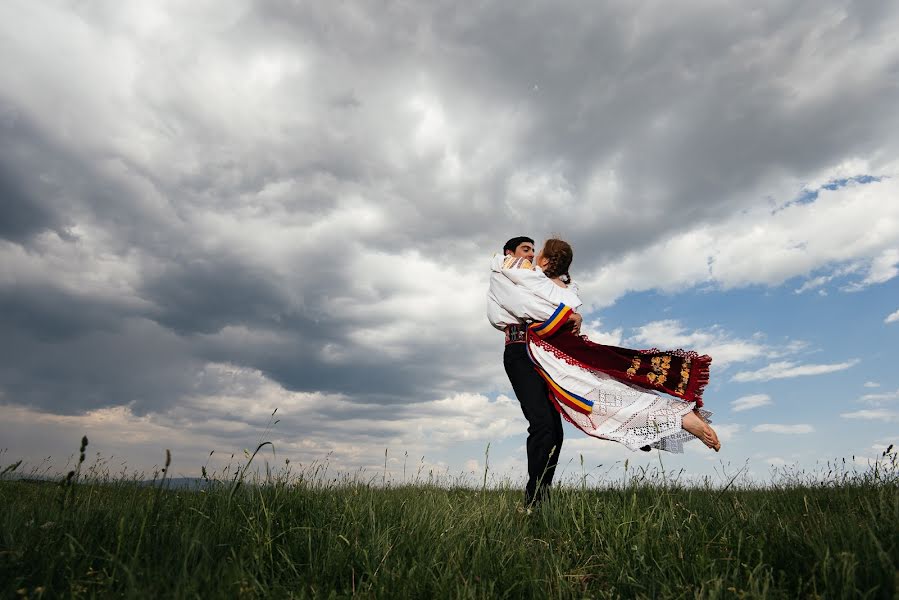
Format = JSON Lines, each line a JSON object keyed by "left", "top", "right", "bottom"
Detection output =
{"left": 2, "top": 1, "right": 899, "bottom": 475}
{"left": 752, "top": 424, "right": 815, "bottom": 434}
{"left": 732, "top": 360, "right": 859, "bottom": 383}
{"left": 0, "top": 363, "right": 528, "bottom": 475}
{"left": 731, "top": 394, "right": 773, "bottom": 412}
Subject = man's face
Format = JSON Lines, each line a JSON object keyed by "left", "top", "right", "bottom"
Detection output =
{"left": 509, "top": 242, "right": 535, "bottom": 260}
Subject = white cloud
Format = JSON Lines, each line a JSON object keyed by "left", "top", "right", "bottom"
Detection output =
{"left": 577, "top": 175, "right": 899, "bottom": 308}
{"left": 858, "top": 248, "right": 899, "bottom": 288}
{"left": 886, "top": 309, "right": 899, "bottom": 324}
{"left": 794, "top": 276, "right": 830, "bottom": 294}
{"left": 625, "top": 322, "right": 809, "bottom": 373}
{"left": 844, "top": 439, "right": 899, "bottom": 469}
{"left": 628, "top": 320, "right": 768, "bottom": 368}
{"left": 732, "top": 359, "right": 859, "bottom": 382}
{"left": 711, "top": 423, "right": 742, "bottom": 443}
{"left": 870, "top": 440, "right": 897, "bottom": 455}
{"left": 550, "top": 437, "right": 644, "bottom": 480}
{"left": 580, "top": 319, "right": 623, "bottom": 346}
{"left": 752, "top": 424, "right": 815, "bottom": 434}
{"left": 841, "top": 409, "right": 899, "bottom": 423}
{"left": 794, "top": 263, "right": 864, "bottom": 294}
{"left": 864, "top": 381, "right": 881, "bottom": 388}
{"left": 731, "top": 394, "right": 773, "bottom": 412}
{"left": 860, "top": 388, "right": 899, "bottom": 404}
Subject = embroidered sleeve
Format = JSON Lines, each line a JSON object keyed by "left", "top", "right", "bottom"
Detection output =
{"left": 502, "top": 256, "right": 534, "bottom": 270}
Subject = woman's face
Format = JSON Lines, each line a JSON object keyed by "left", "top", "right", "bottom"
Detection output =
{"left": 536, "top": 251, "right": 549, "bottom": 269}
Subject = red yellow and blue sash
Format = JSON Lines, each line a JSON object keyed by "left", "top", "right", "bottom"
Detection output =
{"left": 536, "top": 367, "right": 594, "bottom": 414}
{"left": 525, "top": 315, "right": 594, "bottom": 415}
{"left": 528, "top": 303, "right": 573, "bottom": 338}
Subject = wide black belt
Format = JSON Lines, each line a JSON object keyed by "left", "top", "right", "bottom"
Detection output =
{"left": 505, "top": 323, "right": 528, "bottom": 345}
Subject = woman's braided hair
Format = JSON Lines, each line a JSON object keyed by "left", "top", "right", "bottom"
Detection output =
{"left": 540, "top": 238, "right": 573, "bottom": 283}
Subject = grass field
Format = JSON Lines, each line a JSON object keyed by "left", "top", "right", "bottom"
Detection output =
{"left": 1, "top": 442, "right": 897, "bottom": 599}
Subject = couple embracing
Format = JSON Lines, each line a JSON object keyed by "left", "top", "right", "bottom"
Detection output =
{"left": 487, "top": 236, "right": 720, "bottom": 508}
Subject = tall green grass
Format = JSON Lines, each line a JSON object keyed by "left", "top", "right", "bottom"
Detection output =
{"left": 1, "top": 442, "right": 896, "bottom": 599}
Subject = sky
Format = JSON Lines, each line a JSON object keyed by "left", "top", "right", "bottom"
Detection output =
{"left": 1, "top": 1, "right": 897, "bottom": 486}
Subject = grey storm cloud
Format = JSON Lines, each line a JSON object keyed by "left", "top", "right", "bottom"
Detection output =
{"left": 1, "top": 0, "right": 898, "bottom": 419}
{"left": 141, "top": 254, "right": 304, "bottom": 336}
{"left": 0, "top": 117, "right": 77, "bottom": 243}
{"left": 0, "top": 318, "right": 199, "bottom": 414}
{"left": 0, "top": 161, "right": 59, "bottom": 243}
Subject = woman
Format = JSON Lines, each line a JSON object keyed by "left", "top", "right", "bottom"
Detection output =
{"left": 501, "top": 238, "right": 720, "bottom": 453}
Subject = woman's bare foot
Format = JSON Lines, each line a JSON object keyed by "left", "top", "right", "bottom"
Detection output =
{"left": 682, "top": 411, "right": 721, "bottom": 451}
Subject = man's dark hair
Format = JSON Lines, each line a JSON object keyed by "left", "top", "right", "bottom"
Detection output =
{"left": 503, "top": 236, "right": 534, "bottom": 255}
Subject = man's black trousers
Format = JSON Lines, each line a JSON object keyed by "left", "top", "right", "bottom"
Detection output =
{"left": 503, "top": 342, "right": 563, "bottom": 506}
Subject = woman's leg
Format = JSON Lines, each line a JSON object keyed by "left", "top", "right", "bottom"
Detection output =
{"left": 682, "top": 410, "right": 721, "bottom": 451}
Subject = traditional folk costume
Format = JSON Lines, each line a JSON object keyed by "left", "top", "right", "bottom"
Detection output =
{"left": 497, "top": 259, "right": 713, "bottom": 454}
{"left": 487, "top": 254, "right": 583, "bottom": 505}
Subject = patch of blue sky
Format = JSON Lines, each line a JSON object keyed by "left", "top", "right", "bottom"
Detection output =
{"left": 790, "top": 174, "right": 884, "bottom": 207}
{"left": 590, "top": 273, "right": 897, "bottom": 352}
{"left": 583, "top": 276, "right": 898, "bottom": 436}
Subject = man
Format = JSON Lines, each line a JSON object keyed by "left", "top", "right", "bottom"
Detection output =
{"left": 487, "top": 236, "right": 583, "bottom": 507}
